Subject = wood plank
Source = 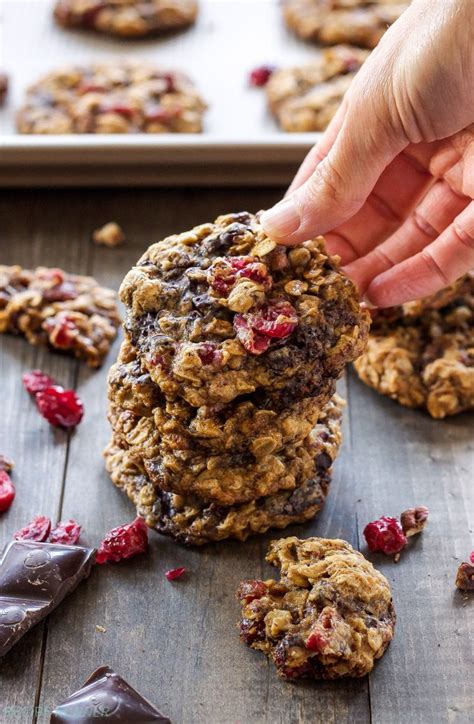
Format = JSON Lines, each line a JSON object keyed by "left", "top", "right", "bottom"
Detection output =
{"left": 347, "top": 370, "right": 474, "bottom": 724}
{"left": 37, "top": 189, "right": 370, "bottom": 724}
{"left": 0, "top": 191, "right": 91, "bottom": 724}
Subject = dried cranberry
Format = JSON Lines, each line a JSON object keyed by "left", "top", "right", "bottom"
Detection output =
{"left": 239, "top": 617, "right": 265, "bottom": 645}
{"left": 42, "top": 281, "right": 78, "bottom": 302}
{"left": 364, "top": 516, "right": 407, "bottom": 555}
{"left": 0, "top": 471, "right": 15, "bottom": 513}
{"left": 233, "top": 315, "right": 271, "bottom": 355}
{"left": 14, "top": 515, "right": 51, "bottom": 542}
{"left": 236, "top": 580, "right": 268, "bottom": 603}
{"left": 234, "top": 301, "right": 298, "bottom": 355}
{"left": 22, "top": 369, "right": 57, "bottom": 395}
{"left": 35, "top": 386, "right": 84, "bottom": 429}
{"left": 249, "top": 65, "right": 276, "bottom": 87}
{"left": 251, "top": 301, "right": 298, "bottom": 338}
{"left": 305, "top": 630, "right": 327, "bottom": 652}
{"left": 96, "top": 517, "right": 148, "bottom": 564}
{"left": 145, "top": 104, "right": 182, "bottom": 122}
{"left": 45, "top": 316, "right": 78, "bottom": 348}
{"left": 209, "top": 256, "right": 271, "bottom": 297}
{"left": 197, "top": 342, "right": 222, "bottom": 366}
{"left": 49, "top": 519, "right": 82, "bottom": 545}
{"left": 470, "top": 552, "right": 474, "bottom": 565}
{"left": 165, "top": 566, "right": 186, "bottom": 581}
{"left": 100, "top": 103, "right": 135, "bottom": 118}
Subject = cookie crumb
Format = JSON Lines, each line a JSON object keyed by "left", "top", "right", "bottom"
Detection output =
{"left": 455, "top": 561, "right": 474, "bottom": 591}
{"left": 93, "top": 222, "right": 125, "bottom": 248}
{"left": 0, "top": 454, "right": 14, "bottom": 473}
{"left": 95, "top": 625, "right": 107, "bottom": 633}
{"left": 400, "top": 506, "right": 429, "bottom": 537}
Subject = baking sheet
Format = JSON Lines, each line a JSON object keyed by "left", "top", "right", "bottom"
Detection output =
{"left": 0, "top": 0, "right": 323, "bottom": 185}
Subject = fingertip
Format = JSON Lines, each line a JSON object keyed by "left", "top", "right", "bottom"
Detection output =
{"left": 261, "top": 197, "right": 301, "bottom": 244}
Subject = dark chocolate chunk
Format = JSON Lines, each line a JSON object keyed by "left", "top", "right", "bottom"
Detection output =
{"left": 50, "top": 666, "right": 171, "bottom": 722}
{"left": 0, "top": 541, "right": 95, "bottom": 657}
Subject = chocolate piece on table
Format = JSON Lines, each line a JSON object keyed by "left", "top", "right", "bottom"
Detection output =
{"left": 0, "top": 541, "right": 95, "bottom": 657}
{"left": 50, "top": 665, "right": 171, "bottom": 722}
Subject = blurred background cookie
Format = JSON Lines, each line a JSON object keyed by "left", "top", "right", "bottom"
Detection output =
{"left": 17, "top": 61, "right": 206, "bottom": 134}
{"left": 54, "top": 0, "right": 198, "bottom": 38}
{"left": 283, "top": 0, "right": 409, "bottom": 49}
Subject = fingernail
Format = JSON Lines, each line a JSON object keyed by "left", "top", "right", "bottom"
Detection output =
{"left": 261, "top": 198, "right": 300, "bottom": 239}
{"left": 362, "top": 295, "right": 377, "bottom": 310}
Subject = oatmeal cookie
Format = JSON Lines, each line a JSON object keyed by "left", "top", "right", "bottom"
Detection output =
{"left": 283, "top": 0, "right": 408, "bottom": 49}
{"left": 54, "top": 0, "right": 198, "bottom": 38}
{"left": 17, "top": 61, "right": 206, "bottom": 134}
{"left": 354, "top": 282, "right": 474, "bottom": 418}
{"left": 0, "top": 265, "right": 121, "bottom": 368}
{"left": 0, "top": 73, "right": 8, "bottom": 105}
{"left": 266, "top": 45, "right": 369, "bottom": 132}
{"left": 108, "top": 394, "right": 343, "bottom": 505}
{"left": 370, "top": 273, "right": 473, "bottom": 324}
{"left": 104, "top": 400, "right": 340, "bottom": 544}
{"left": 120, "top": 211, "right": 369, "bottom": 409}
{"left": 108, "top": 339, "right": 339, "bottom": 455}
{"left": 237, "top": 536, "right": 395, "bottom": 679}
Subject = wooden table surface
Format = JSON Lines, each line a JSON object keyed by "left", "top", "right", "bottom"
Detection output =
{"left": 0, "top": 188, "right": 472, "bottom": 724}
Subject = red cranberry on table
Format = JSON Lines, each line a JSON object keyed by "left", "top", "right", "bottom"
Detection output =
{"left": 22, "top": 369, "right": 57, "bottom": 395}
{"left": 96, "top": 517, "right": 148, "bottom": 564}
{"left": 165, "top": 567, "right": 186, "bottom": 581}
{"left": 36, "top": 386, "right": 84, "bottom": 429}
{"left": 363, "top": 516, "right": 407, "bottom": 555}
{"left": 14, "top": 515, "right": 51, "bottom": 542}
{"left": 0, "top": 471, "right": 15, "bottom": 513}
{"left": 50, "top": 519, "right": 82, "bottom": 545}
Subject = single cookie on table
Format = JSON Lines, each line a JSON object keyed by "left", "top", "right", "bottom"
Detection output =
{"left": 107, "top": 394, "right": 343, "bottom": 505}
{"left": 0, "top": 265, "right": 121, "bottom": 368}
{"left": 103, "top": 397, "right": 342, "bottom": 543}
{"left": 108, "top": 339, "right": 336, "bottom": 455}
{"left": 237, "top": 536, "right": 395, "bottom": 679}
{"left": 283, "top": 0, "right": 408, "bottom": 49}
{"left": 54, "top": 0, "right": 198, "bottom": 38}
{"left": 266, "top": 45, "right": 369, "bottom": 132}
{"left": 17, "top": 61, "right": 206, "bottom": 134}
{"left": 120, "top": 211, "right": 369, "bottom": 409}
{"left": 354, "top": 275, "right": 474, "bottom": 418}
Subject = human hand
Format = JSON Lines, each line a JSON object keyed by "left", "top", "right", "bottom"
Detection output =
{"left": 261, "top": 0, "right": 474, "bottom": 307}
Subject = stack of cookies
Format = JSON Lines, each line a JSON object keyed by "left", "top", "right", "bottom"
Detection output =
{"left": 105, "top": 211, "right": 370, "bottom": 545}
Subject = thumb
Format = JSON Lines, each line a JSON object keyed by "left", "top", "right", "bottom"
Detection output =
{"left": 261, "top": 96, "right": 408, "bottom": 246}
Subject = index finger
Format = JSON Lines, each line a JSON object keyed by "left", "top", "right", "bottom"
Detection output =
{"left": 286, "top": 97, "right": 349, "bottom": 196}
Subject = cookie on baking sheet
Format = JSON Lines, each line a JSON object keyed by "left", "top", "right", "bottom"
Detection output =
{"left": 0, "top": 265, "right": 121, "bottom": 367}
{"left": 54, "top": 0, "right": 198, "bottom": 38}
{"left": 119, "top": 211, "right": 369, "bottom": 410}
{"left": 103, "top": 397, "right": 342, "bottom": 544}
{"left": 354, "top": 275, "right": 474, "bottom": 418}
{"left": 17, "top": 61, "right": 206, "bottom": 134}
{"left": 237, "top": 536, "right": 395, "bottom": 679}
{"left": 283, "top": 0, "right": 408, "bottom": 49}
{"left": 107, "top": 394, "right": 343, "bottom": 505}
{"left": 266, "top": 45, "right": 369, "bottom": 132}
